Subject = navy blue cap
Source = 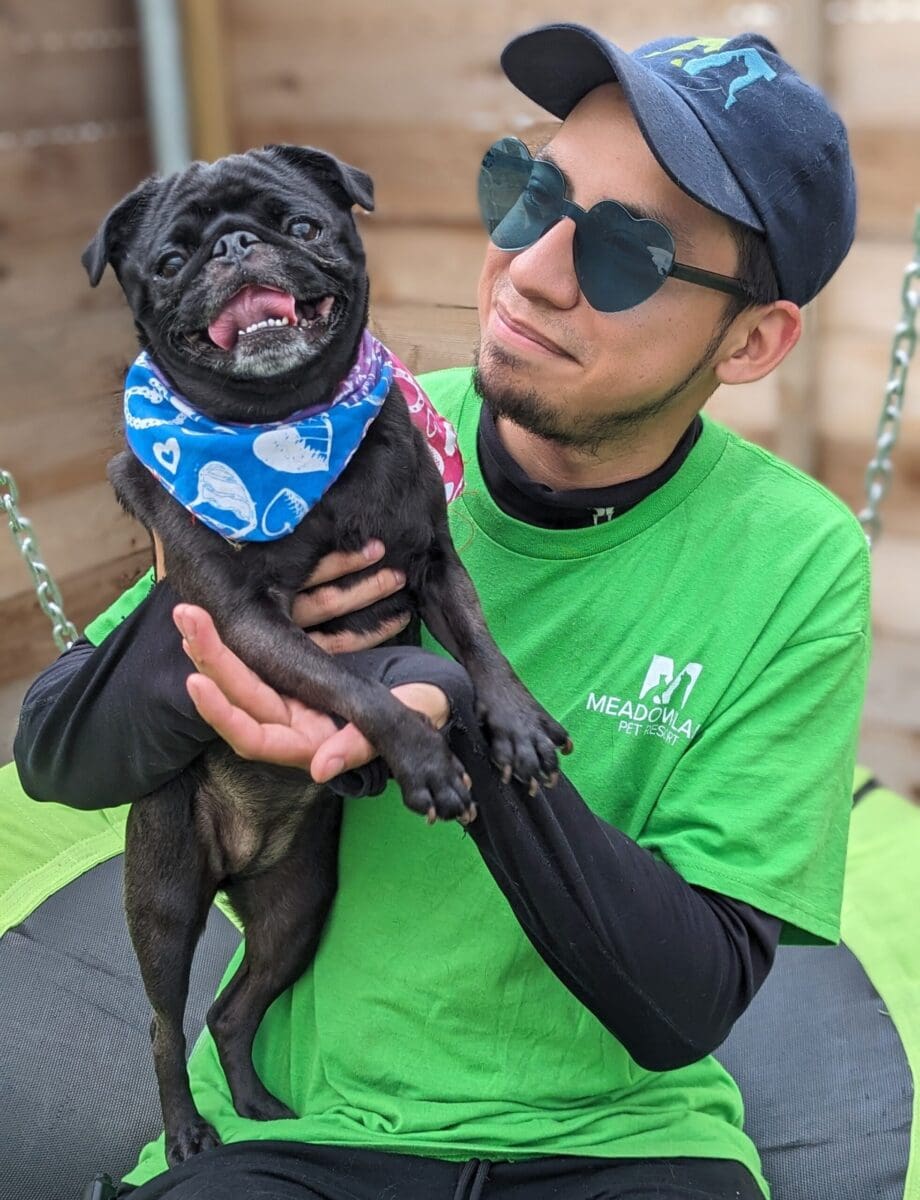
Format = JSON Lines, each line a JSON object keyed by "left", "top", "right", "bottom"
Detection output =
{"left": 500, "top": 24, "right": 857, "bottom": 306}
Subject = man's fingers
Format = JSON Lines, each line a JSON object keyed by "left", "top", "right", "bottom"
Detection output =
{"left": 308, "top": 612, "right": 411, "bottom": 654}
{"left": 187, "top": 674, "right": 314, "bottom": 767}
{"left": 303, "top": 540, "right": 385, "bottom": 587}
{"left": 310, "top": 723, "right": 377, "bottom": 784}
{"left": 293, "top": 566, "right": 406, "bottom": 629}
{"left": 174, "top": 604, "right": 291, "bottom": 725}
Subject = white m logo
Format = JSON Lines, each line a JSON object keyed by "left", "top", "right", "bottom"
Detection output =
{"left": 639, "top": 655, "right": 703, "bottom": 708}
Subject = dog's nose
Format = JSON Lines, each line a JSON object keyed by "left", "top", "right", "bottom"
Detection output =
{"left": 211, "top": 230, "right": 260, "bottom": 263}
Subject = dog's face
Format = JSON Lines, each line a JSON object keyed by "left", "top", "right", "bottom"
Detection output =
{"left": 83, "top": 145, "right": 374, "bottom": 419}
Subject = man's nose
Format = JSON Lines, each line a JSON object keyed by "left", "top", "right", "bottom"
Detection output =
{"left": 211, "top": 230, "right": 261, "bottom": 264}
{"left": 507, "top": 216, "right": 580, "bottom": 310}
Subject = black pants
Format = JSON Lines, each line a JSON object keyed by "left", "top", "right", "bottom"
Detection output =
{"left": 118, "top": 1141, "right": 763, "bottom": 1199}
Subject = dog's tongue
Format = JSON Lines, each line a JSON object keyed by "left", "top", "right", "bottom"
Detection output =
{"left": 207, "top": 285, "right": 298, "bottom": 350}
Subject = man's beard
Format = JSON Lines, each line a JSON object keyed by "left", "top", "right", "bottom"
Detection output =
{"left": 473, "top": 311, "right": 735, "bottom": 455}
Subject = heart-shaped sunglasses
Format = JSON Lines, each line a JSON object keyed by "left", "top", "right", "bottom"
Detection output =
{"left": 478, "top": 137, "right": 752, "bottom": 313}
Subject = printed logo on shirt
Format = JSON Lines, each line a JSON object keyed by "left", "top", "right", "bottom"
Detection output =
{"left": 585, "top": 653, "right": 703, "bottom": 745}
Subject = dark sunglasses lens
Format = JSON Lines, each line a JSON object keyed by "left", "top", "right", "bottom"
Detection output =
{"left": 478, "top": 138, "right": 563, "bottom": 251}
{"left": 575, "top": 202, "right": 676, "bottom": 312}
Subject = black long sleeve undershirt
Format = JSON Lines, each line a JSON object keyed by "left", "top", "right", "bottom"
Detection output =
{"left": 13, "top": 578, "right": 780, "bottom": 1070}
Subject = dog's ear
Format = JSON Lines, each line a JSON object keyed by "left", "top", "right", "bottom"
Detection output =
{"left": 81, "top": 177, "right": 162, "bottom": 287}
{"left": 264, "top": 144, "right": 375, "bottom": 214}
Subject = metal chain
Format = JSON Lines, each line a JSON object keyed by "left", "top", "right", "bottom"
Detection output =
{"left": 857, "top": 208, "right": 920, "bottom": 548}
{"left": 0, "top": 467, "right": 79, "bottom": 652}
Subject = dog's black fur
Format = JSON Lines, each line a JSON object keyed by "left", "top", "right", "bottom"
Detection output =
{"left": 83, "top": 145, "right": 569, "bottom": 1166}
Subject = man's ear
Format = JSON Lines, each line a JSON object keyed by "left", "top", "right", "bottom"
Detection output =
{"left": 715, "top": 301, "right": 802, "bottom": 386}
{"left": 264, "top": 144, "right": 375, "bottom": 213}
{"left": 81, "top": 177, "right": 162, "bottom": 287}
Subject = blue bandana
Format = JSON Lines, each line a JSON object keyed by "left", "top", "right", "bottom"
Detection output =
{"left": 123, "top": 332, "right": 393, "bottom": 542}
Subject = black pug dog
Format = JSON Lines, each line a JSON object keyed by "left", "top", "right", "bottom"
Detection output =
{"left": 82, "top": 144, "right": 570, "bottom": 1166}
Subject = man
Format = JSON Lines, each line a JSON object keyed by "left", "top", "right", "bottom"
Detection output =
{"left": 15, "top": 23, "right": 869, "bottom": 1200}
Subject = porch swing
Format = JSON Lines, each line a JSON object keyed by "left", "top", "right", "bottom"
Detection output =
{"left": 0, "top": 213, "right": 917, "bottom": 1200}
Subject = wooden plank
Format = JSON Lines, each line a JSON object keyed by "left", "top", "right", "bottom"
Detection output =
{"left": 223, "top": 0, "right": 820, "bottom": 120}
{"left": 858, "top": 724, "right": 920, "bottom": 805}
{"left": 363, "top": 223, "right": 486, "bottom": 308}
{"left": 0, "top": 47, "right": 145, "bottom": 131}
{"left": 830, "top": 18, "right": 920, "bottom": 128}
{"left": 0, "top": 438, "right": 117, "bottom": 506}
{"left": 819, "top": 437, "right": 919, "bottom": 540}
{"left": 0, "top": 134, "right": 153, "bottom": 240}
{"left": 870, "top": 535, "right": 920, "bottom": 642}
{"left": 0, "top": 547, "right": 151, "bottom": 687}
{"left": 0, "top": 479, "right": 143, "bottom": 606}
{"left": 821, "top": 238, "right": 917, "bottom": 338}
{"left": 860, "top": 630, "right": 920, "bottom": 804}
{"left": 0, "top": 0, "right": 135, "bottom": 33}
{"left": 0, "top": 232, "right": 129, "bottom": 324}
{"left": 0, "top": 305, "right": 137, "bottom": 410}
{"left": 848, "top": 128, "right": 920, "bottom": 241}
{"left": 368, "top": 299, "right": 480, "bottom": 374}
{"left": 819, "top": 330, "right": 920, "bottom": 444}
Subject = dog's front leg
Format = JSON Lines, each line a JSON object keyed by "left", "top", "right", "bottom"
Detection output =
{"left": 180, "top": 583, "right": 475, "bottom": 822}
{"left": 418, "top": 523, "right": 571, "bottom": 790}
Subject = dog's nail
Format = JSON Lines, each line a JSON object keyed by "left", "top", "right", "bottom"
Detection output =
{"left": 501, "top": 764, "right": 512, "bottom": 785}
{"left": 462, "top": 773, "right": 472, "bottom": 791}
{"left": 426, "top": 806, "right": 437, "bottom": 825}
{"left": 563, "top": 738, "right": 574, "bottom": 755}
{"left": 528, "top": 778, "right": 539, "bottom": 797}
{"left": 547, "top": 771, "right": 559, "bottom": 788}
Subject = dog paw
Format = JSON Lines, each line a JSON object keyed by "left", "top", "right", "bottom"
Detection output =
{"left": 395, "top": 740, "right": 475, "bottom": 824}
{"left": 165, "top": 1118, "right": 221, "bottom": 1165}
{"left": 479, "top": 689, "right": 572, "bottom": 793}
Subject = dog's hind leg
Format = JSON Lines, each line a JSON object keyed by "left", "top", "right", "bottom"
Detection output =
{"left": 210, "top": 793, "right": 343, "bottom": 1121}
{"left": 124, "top": 776, "right": 222, "bottom": 1165}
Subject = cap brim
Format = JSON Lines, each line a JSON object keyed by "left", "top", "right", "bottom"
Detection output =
{"left": 501, "top": 23, "right": 764, "bottom": 234}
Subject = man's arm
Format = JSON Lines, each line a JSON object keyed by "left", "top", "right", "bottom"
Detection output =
{"left": 14, "top": 544, "right": 410, "bottom": 809}
{"left": 14, "top": 581, "right": 215, "bottom": 809}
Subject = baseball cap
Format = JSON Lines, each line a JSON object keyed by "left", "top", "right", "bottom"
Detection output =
{"left": 500, "top": 24, "right": 857, "bottom": 306}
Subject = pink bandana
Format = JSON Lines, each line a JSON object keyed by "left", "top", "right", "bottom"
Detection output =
{"left": 389, "top": 349, "right": 465, "bottom": 503}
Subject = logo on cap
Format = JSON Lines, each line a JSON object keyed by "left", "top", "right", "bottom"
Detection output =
{"left": 645, "top": 38, "right": 778, "bottom": 110}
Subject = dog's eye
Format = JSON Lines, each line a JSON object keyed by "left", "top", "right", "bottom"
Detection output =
{"left": 288, "top": 218, "right": 322, "bottom": 241}
{"left": 156, "top": 251, "right": 187, "bottom": 279}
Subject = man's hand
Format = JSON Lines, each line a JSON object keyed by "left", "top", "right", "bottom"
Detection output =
{"left": 291, "top": 540, "right": 411, "bottom": 652}
{"left": 174, "top": 604, "right": 447, "bottom": 784}
{"left": 154, "top": 533, "right": 411, "bottom": 654}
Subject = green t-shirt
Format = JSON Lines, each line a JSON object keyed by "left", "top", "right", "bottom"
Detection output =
{"left": 123, "top": 368, "right": 870, "bottom": 1194}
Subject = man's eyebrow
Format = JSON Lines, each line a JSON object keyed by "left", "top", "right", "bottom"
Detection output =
{"left": 534, "top": 145, "right": 697, "bottom": 253}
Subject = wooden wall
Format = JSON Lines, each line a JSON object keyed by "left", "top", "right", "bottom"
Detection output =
{"left": 1, "top": 1, "right": 917, "bottom": 796}
{"left": 0, "top": 0, "right": 154, "bottom": 679}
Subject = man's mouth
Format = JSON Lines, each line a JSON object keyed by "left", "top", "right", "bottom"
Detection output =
{"left": 204, "top": 284, "right": 338, "bottom": 352}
